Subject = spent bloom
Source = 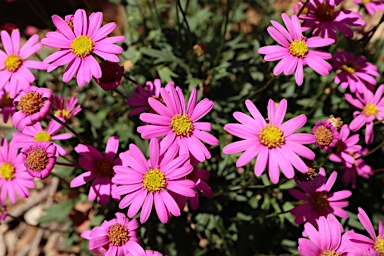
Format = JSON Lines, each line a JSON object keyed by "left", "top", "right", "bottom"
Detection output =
{"left": 346, "top": 207, "right": 384, "bottom": 255}
{"left": 289, "top": 167, "right": 352, "bottom": 224}
{"left": 0, "top": 29, "right": 47, "bottom": 98}
{"left": 355, "top": 0, "right": 384, "bottom": 15}
{"left": 298, "top": 214, "right": 347, "bottom": 256}
{"left": 0, "top": 203, "right": 7, "bottom": 221}
{"left": 52, "top": 94, "right": 82, "bottom": 120}
{"left": 345, "top": 85, "right": 384, "bottom": 144}
{"left": 0, "top": 138, "right": 35, "bottom": 203}
{"left": 223, "top": 99, "right": 316, "bottom": 184}
{"left": 138, "top": 84, "right": 219, "bottom": 162}
{"left": 299, "top": 0, "right": 365, "bottom": 40}
{"left": 0, "top": 89, "right": 16, "bottom": 123}
{"left": 328, "top": 124, "right": 362, "bottom": 168}
{"left": 95, "top": 61, "right": 124, "bottom": 91}
{"left": 126, "top": 79, "right": 172, "bottom": 117}
{"left": 340, "top": 148, "right": 372, "bottom": 189}
{"left": 258, "top": 13, "right": 334, "bottom": 86}
{"left": 12, "top": 86, "right": 52, "bottom": 132}
{"left": 70, "top": 136, "right": 121, "bottom": 205}
{"left": 12, "top": 118, "right": 72, "bottom": 156}
{"left": 42, "top": 9, "right": 125, "bottom": 87}
{"left": 21, "top": 142, "right": 57, "bottom": 179}
{"left": 332, "top": 50, "right": 379, "bottom": 94}
{"left": 112, "top": 139, "right": 196, "bottom": 224}
{"left": 312, "top": 120, "right": 339, "bottom": 150}
{"left": 81, "top": 212, "right": 140, "bottom": 255}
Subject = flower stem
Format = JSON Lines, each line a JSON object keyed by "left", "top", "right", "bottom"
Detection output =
{"left": 297, "top": 0, "right": 310, "bottom": 17}
{"left": 56, "top": 162, "right": 78, "bottom": 168}
{"left": 123, "top": 73, "right": 140, "bottom": 85}
{"left": 49, "top": 114, "right": 89, "bottom": 145}
{"left": 362, "top": 140, "right": 384, "bottom": 158}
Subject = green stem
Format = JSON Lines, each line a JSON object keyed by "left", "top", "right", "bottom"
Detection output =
{"left": 56, "top": 162, "right": 78, "bottom": 168}
{"left": 177, "top": 0, "right": 192, "bottom": 46}
{"left": 247, "top": 76, "right": 276, "bottom": 99}
{"left": 49, "top": 114, "right": 89, "bottom": 145}
{"left": 123, "top": 73, "right": 140, "bottom": 85}
{"left": 362, "top": 140, "right": 384, "bottom": 158}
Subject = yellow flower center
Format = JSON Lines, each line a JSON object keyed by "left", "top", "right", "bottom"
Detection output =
{"left": 315, "top": 3, "right": 336, "bottom": 22}
{"left": 107, "top": 224, "right": 129, "bottom": 247}
{"left": 143, "top": 168, "right": 166, "bottom": 192}
{"left": 0, "top": 162, "right": 15, "bottom": 180}
{"left": 341, "top": 61, "right": 359, "bottom": 74}
{"left": 289, "top": 40, "right": 308, "bottom": 58}
{"left": 310, "top": 192, "right": 329, "bottom": 212}
{"left": 94, "top": 159, "right": 114, "bottom": 177}
{"left": 321, "top": 250, "right": 340, "bottom": 256}
{"left": 26, "top": 148, "right": 48, "bottom": 171}
{"left": 70, "top": 36, "right": 94, "bottom": 58}
{"left": 18, "top": 92, "right": 44, "bottom": 115}
{"left": 362, "top": 0, "right": 371, "bottom": 4}
{"left": 0, "top": 93, "right": 13, "bottom": 106}
{"left": 374, "top": 236, "right": 384, "bottom": 255}
{"left": 34, "top": 131, "right": 51, "bottom": 142}
{"left": 171, "top": 114, "right": 194, "bottom": 137}
{"left": 362, "top": 103, "right": 378, "bottom": 116}
{"left": 4, "top": 53, "right": 22, "bottom": 72}
{"left": 258, "top": 124, "right": 285, "bottom": 148}
{"left": 54, "top": 109, "right": 70, "bottom": 120}
{"left": 314, "top": 125, "right": 333, "bottom": 147}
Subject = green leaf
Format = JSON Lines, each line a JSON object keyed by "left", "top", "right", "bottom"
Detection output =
{"left": 38, "top": 199, "right": 77, "bottom": 223}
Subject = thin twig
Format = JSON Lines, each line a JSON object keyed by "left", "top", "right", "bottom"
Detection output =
{"left": 297, "top": 0, "right": 310, "bottom": 17}
{"left": 177, "top": 0, "right": 192, "bottom": 46}
{"left": 123, "top": 73, "right": 140, "bottom": 85}
{"left": 49, "top": 114, "right": 89, "bottom": 145}
{"left": 362, "top": 140, "right": 384, "bottom": 158}
{"left": 55, "top": 162, "right": 78, "bottom": 168}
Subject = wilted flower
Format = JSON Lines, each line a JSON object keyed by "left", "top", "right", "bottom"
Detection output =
{"left": 95, "top": 61, "right": 124, "bottom": 91}
{"left": 0, "top": 89, "right": 16, "bottom": 123}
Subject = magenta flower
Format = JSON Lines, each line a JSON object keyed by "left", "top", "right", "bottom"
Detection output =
{"left": 258, "top": 13, "right": 334, "bottom": 86}
{"left": 95, "top": 61, "right": 124, "bottom": 91}
{"left": 126, "top": 79, "right": 173, "bottom": 117}
{"left": 138, "top": 84, "right": 219, "bottom": 162}
{"left": 81, "top": 212, "right": 140, "bottom": 255}
{"left": 312, "top": 120, "right": 339, "bottom": 150}
{"left": 0, "top": 203, "right": 7, "bottom": 221}
{"left": 41, "top": 9, "right": 125, "bottom": 87}
{"left": 52, "top": 94, "right": 82, "bottom": 120}
{"left": 126, "top": 241, "right": 163, "bottom": 256}
{"left": 340, "top": 148, "right": 372, "bottom": 189}
{"left": 12, "top": 86, "right": 52, "bottom": 132}
{"left": 70, "top": 136, "right": 121, "bottom": 205}
{"left": 223, "top": 99, "right": 316, "bottom": 184}
{"left": 355, "top": 0, "right": 384, "bottom": 15}
{"left": 299, "top": 0, "right": 365, "bottom": 40}
{"left": 332, "top": 50, "right": 380, "bottom": 94}
{"left": 112, "top": 139, "right": 196, "bottom": 224}
{"left": 21, "top": 142, "right": 57, "bottom": 179}
{"left": 345, "top": 85, "right": 384, "bottom": 144}
{"left": 346, "top": 207, "right": 384, "bottom": 255}
{"left": 0, "top": 138, "right": 35, "bottom": 203}
{"left": 289, "top": 167, "right": 352, "bottom": 224}
{"left": 12, "top": 118, "right": 72, "bottom": 156}
{"left": 0, "top": 89, "right": 16, "bottom": 123}
{"left": 298, "top": 214, "right": 346, "bottom": 256}
{"left": 328, "top": 124, "right": 362, "bottom": 168}
{"left": 0, "top": 29, "right": 47, "bottom": 98}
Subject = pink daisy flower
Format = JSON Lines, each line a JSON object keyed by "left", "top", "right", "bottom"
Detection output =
{"left": 171, "top": 167, "right": 213, "bottom": 211}
{"left": 52, "top": 94, "right": 82, "bottom": 120}
{"left": 355, "top": 0, "right": 384, "bottom": 15}
{"left": 312, "top": 120, "right": 339, "bottom": 150}
{"left": 345, "top": 85, "right": 384, "bottom": 144}
{"left": 289, "top": 167, "right": 352, "bottom": 224}
{"left": 12, "top": 118, "right": 72, "bottom": 156}
{"left": 223, "top": 99, "right": 316, "bottom": 184}
{"left": 126, "top": 79, "right": 173, "bottom": 117}
{"left": 112, "top": 139, "right": 196, "bottom": 224}
{"left": 0, "top": 89, "right": 16, "bottom": 123}
{"left": 299, "top": 0, "right": 365, "bottom": 40}
{"left": 258, "top": 13, "right": 334, "bottom": 86}
{"left": 138, "top": 84, "right": 219, "bottom": 162}
{"left": 95, "top": 61, "right": 124, "bottom": 91}
{"left": 21, "top": 142, "right": 57, "bottom": 179}
{"left": 12, "top": 86, "right": 52, "bottom": 132}
{"left": 0, "top": 138, "right": 35, "bottom": 203}
{"left": 126, "top": 241, "right": 163, "bottom": 256}
{"left": 328, "top": 124, "right": 362, "bottom": 168}
{"left": 81, "top": 212, "right": 140, "bottom": 255}
{"left": 0, "top": 29, "right": 47, "bottom": 98}
{"left": 340, "top": 148, "right": 372, "bottom": 189}
{"left": 70, "top": 136, "right": 121, "bottom": 205}
{"left": 332, "top": 50, "right": 380, "bottom": 94}
{"left": 346, "top": 207, "right": 384, "bottom": 255}
{"left": 298, "top": 214, "right": 347, "bottom": 256}
{"left": 41, "top": 9, "right": 125, "bottom": 87}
